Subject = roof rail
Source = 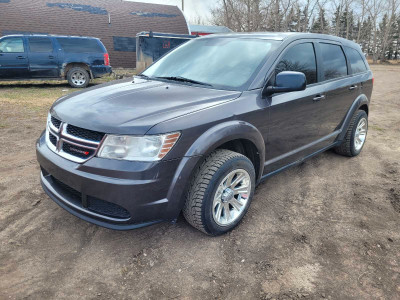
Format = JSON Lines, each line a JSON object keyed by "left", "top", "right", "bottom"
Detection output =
{"left": 2, "top": 33, "right": 98, "bottom": 39}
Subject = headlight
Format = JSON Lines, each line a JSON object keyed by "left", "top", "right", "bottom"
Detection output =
{"left": 97, "top": 132, "right": 180, "bottom": 161}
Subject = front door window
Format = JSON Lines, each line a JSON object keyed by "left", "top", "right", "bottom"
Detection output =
{"left": 0, "top": 38, "right": 25, "bottom": 53}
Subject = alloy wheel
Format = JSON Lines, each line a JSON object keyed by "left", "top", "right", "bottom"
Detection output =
{"left": 354, "top": 117, "right": 367, "bottom": 151}
{"left": 212, "top": 169, "right": 251, "bottom": 226}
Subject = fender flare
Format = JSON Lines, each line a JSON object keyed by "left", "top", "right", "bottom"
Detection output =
{"left": 337, "top": 93, "right": 369, "bottom": 142}
{"left": 164, "top": 120, "right": 266, "bottom": 220}
{"left": 185, "top": 120, "right": 265, "bottom": 164}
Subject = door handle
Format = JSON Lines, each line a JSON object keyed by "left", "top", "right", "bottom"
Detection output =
{"left": 349, "top": 85, "right": 358, "bottom": 90}
{"left": 16, "top": 56, "right": 26, "bottom": 59}
{"left": 313, "top": 95, "right": 325, "bottom": 101}
{"left": 49, "top": 55, "right": 55, "bottom": 59}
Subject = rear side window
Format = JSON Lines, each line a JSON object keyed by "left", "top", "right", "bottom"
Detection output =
{"left": 28, "top": 37, "right": 53, "bottom": 52}
{"left": 345, "top": 47, "right": 367, "bottom": 74}
{"left": 320, "top": 43, "right": 348, "bottom": 80}
{"left": 275, "top": 43, "right": 317, "bottom": 85}
{"left": 57, "top": 38, "right": 103, "bottom": 53}
{"left": 0, "top": 37, "right": 24, "bottom": 53}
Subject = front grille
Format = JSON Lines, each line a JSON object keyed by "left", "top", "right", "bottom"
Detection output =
{"left": 62, "top": 143, "right": 95, "bottom": 159}
{"left": 46, "top": 116, "right": 105, "bottom": 163}
{"left": 50, "top": 175, "right": 131, "bottom": 220}
{"left": 66, "top": 124, "right": 105, "bottom": 142}
{"left": 51, "top": 116, "right": 61, "bottom": 129}
{"left": 49, "top": 132, "right": 57, "bottom": 146}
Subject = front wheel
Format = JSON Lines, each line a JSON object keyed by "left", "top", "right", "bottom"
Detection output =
{"left": 183, "top": 149, "right": 255, "bottom": 236}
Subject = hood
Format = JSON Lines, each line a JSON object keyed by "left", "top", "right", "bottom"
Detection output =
{"left": 51, "top": 77, "right": 241, "bottom": 135}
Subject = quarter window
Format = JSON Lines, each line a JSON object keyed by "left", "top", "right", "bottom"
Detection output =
{"left": 28, "top": 37, "right": 53, "bottom": 53}
{"left": 345, "top": 47, "right": 367, "bottom": 74}
{"left": 320, "top": 43, "right": 348, "bottom": 80}
{"left": 57, "top": 38, "right": 103, "bottom": 53}
{"left": 275, "top": 43, "right": 317, "bottom": 85}
{"left": 0, "top": 38, "right": 25, "bottom": 53}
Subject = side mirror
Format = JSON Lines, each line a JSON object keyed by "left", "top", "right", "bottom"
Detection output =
{"left": 263, "top": 71, "right": 306, "bottom": 97}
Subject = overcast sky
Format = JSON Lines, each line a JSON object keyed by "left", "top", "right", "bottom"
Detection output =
{"left": 126, "top": 0, "right": 216, "bottom": 24}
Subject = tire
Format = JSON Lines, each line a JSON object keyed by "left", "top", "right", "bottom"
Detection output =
{"left": 334, "top": 109, "right": 368, "bottom": 157}
{"left": 67, "top": 67, "right": 90, "bottom": 88}
{"left": 183, "top": 149, "right": 256, "bottom": 236}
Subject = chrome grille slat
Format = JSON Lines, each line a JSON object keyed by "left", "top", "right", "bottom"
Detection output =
{"left": 60, "top": 138, "right": 98, "bottom": 150}
{"left": 62, "top": 130, "right": 101, "bottom": 146}
{"left": 46, "top": 115, "right": 104, "bottom": 163}
{"left": 66, "top": 124, "right": 105, "bottom": 142}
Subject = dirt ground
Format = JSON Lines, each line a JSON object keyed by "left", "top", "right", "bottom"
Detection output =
{"left": 1, "top": 65, "right": 399, "bottom": 300}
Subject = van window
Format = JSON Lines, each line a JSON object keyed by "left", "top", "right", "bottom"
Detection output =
{"left": 345, "top": 47, "right": 367, "bottom": 74}
{"left": 57, "top": 38, "right": 103, "bottom": 53}
{"left": 0, "top": 37, "right": 24, "bottom": 53}
{"left": 28, "top": 37, "right": 53, "bottom": 53}
{"left": 320, "top": 43, "right": 348, "bottom": 80}
{"left": 275, "top": 43, "right": 317, "bottom": 85}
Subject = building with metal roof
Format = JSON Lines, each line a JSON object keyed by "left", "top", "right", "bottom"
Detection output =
{"left": 0, "top": 0, "right": 190, "bottom": 68}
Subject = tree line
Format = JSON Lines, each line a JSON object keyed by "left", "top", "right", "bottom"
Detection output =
{"left": 210, "top": 0, "right": 400, "bottom": 63}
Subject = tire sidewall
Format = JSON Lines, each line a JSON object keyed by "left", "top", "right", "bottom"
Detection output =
{"left": 350, "top": 110, "right": 368, "bottom": 156}
{"left": 67, "top": 67, "right": 89, "bottom": 88}
{"left": 202, "top": 157, "right": 255, "bottom": 235}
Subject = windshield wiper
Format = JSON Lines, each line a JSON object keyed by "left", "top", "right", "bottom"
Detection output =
{"left": 137, "top": 74, "right": 150, "bottom": 79}
{"left": 155, "top": 76, "right": 213, "bottom": 87}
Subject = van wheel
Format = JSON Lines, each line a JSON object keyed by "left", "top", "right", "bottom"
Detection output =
{"left": 334, "top": 110, "right": 368, "bottom": 157}
{"left": 67, "top": 67, "right": 90, "bottom": 88}
{"left": 183, "top": 149, "right": 255, "bottom": 236}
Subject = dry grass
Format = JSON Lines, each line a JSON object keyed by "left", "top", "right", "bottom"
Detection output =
{"left": 0, "top": 70, "right": 136, "bottom": 109}
{"left": 0, "top": 82, "right": 70, "bottom": 107}
{"left": 367, "top": 59, "right": 400, "bottom": 65}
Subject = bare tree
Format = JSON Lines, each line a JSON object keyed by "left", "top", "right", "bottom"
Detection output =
{"left": 366, "top": 0, "right": 385, "bottom": 62}
{"left": 379, "top": 0, "right": 400, "bottom": 61}
{"left": 209, "top": 0, "right": 400, "bottom": 63}
{"left": 223, "top": 0, "right": 232, "bottom": 28}
{"left": 356, "top": 0, "right": 369, "bottom": 43}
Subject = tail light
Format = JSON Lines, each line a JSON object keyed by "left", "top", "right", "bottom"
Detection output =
{"left": 372, "top": 77, "right": 374, "bottom": 85}
{"left": 104, "top": 53, "right": 110, "bottom": 66}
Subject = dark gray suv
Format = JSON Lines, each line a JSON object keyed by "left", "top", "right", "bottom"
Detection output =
{"left": 36, "top": 33, "right": 373, "bottom": 235}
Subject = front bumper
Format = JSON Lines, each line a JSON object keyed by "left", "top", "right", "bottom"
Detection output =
{"left": 36, "top": 132, "right": 183, "bottom": 230}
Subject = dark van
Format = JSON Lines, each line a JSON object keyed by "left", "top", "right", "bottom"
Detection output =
{"left": 0, "top": 34, "right": 112, "bottom": 88}
{"left": 36, "top": 33, "right": 373, "bottom": 235}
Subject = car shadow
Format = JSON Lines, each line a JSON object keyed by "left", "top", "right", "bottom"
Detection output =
{"left": 0, "top": 81, "right": 103, "bottom": 89}
{"left": 0, "top": 81, "right": 71, "bottom": 89}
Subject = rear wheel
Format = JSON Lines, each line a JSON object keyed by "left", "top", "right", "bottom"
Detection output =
{"left": 67, "top": 67, "right": 90, "bottom": 88}
{"left": 183, "top": 149, "right": 255, "bottom": 235}
{"left": 334, "top": 109, "right": 368, "bottom": 157}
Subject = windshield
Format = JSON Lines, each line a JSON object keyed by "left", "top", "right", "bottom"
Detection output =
{"left": 142, "top": 37, "right": 280, "bottom": 90}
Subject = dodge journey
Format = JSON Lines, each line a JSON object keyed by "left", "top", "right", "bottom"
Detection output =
{"left": 36, "top": 33, "right": 373, "bottom": 235}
